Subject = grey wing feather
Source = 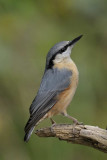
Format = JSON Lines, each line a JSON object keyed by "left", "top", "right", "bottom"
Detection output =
{"left": 29, "top": 68, "right": 72, "bottom": 115}
{"left": 24, "top": 68, "right": 72, "bottom": 142}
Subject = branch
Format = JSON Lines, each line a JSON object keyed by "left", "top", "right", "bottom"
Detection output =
{"left": 35, "top": 124, "right": 107, "bottom": 153}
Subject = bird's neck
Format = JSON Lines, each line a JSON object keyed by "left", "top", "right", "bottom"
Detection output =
{"left": 53, "top": 57, "right": 79, "bottom": 77}
{"left": 53, "top": 57, "right": 75, "bottom": 68}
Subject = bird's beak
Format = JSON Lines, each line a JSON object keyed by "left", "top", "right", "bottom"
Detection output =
{"left": 68, "top": 35, "right": 83, "bottom": 46}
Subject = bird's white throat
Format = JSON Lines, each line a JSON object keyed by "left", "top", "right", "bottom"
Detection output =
{"left": 53, "top": 46, "right": 73, "bottom": 64}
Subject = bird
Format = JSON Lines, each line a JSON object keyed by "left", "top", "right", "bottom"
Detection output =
{"left": 24, "top": 35, "right": 83, "bottom": 142}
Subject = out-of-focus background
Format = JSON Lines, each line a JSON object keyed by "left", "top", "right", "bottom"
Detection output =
{"left": 0, "top": 0, "right": 107, "bottom": 160}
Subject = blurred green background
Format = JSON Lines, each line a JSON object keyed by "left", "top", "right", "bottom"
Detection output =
{"left": 0, "top": 0, "right": 107, "bottom": 160}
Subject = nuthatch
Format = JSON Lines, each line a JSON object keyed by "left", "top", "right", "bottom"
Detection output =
{"left": 24, "top": 35, "right": 83, "bottom": 142}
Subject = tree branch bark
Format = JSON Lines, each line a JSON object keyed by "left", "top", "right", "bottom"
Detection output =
{"left": 35, "top": 124, "right": 107, "bottom": 153}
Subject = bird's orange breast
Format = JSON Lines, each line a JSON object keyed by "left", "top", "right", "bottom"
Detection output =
{"left": 47, "top": 59, "right": 79, "bottom": 118}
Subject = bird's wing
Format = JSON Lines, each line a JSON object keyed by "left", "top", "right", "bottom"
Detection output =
{"left": 24, "top": 68, "right": 72, "bottom": 141}
{"left": 30, "top": 68, "right": 72, "bottom": 115}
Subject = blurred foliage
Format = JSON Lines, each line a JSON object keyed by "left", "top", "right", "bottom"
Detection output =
{"left": 0, "top": 0, "right": 107, "bottom": 160}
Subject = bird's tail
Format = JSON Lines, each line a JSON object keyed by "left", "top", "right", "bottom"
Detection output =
{"left": 24, "top": 118, "right": 35, "bottom": 142}
{"left": 24, "top": 127, "right": 34, "bottom": 142}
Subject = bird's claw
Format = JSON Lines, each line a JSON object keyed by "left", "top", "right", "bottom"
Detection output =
{"left": 50, "top": 118, "right": 56, "bottom": 125}
{"left": 74, "top": 120, "right": 83, "bottom": 125}
{"left": 72, "top": 120, "right": 83, "bottom": 133}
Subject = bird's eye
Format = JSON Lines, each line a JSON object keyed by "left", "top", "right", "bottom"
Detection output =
{"left": 60, "top": 46, "right": 67, "bottom": 53}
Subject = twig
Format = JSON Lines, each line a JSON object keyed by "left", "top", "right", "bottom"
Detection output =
{"left": 35, "top": 124, "right": 107, "bottom": 153}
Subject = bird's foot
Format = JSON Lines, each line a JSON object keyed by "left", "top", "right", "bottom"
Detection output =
{"left": 72, "top": 119, "right": 83, "bottom": 125}
{"left": 72, "top": 119, "right": 83, "bottom": 133}
{"left": 64, "top": 113, "right": 83, "bottom": 125}
{"left": 63, "top": 113, "right": 83, "bottom": 133}
{"left": 50, "top": 118, "right": 57, "bottom": 133}
{"left": 50, "top": 118, "right": 56, "bottom": 125}
{"left": 61, "top": 112, "right": 83, "bottom": 125}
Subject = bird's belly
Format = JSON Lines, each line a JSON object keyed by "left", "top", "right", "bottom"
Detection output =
{"left": 47, "top": 78, "right": 78, "bottom": 117}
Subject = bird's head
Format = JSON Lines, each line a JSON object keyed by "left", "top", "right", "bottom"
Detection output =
{"left": 46, "top": 35, "right": 83, "bottom": 69}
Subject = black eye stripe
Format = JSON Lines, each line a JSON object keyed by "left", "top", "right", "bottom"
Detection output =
{"left": 58, "top": 45, "right": 68, "bottom": 53}
{"left": 46, "top": 44, "right": 69, "bottom": 69}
